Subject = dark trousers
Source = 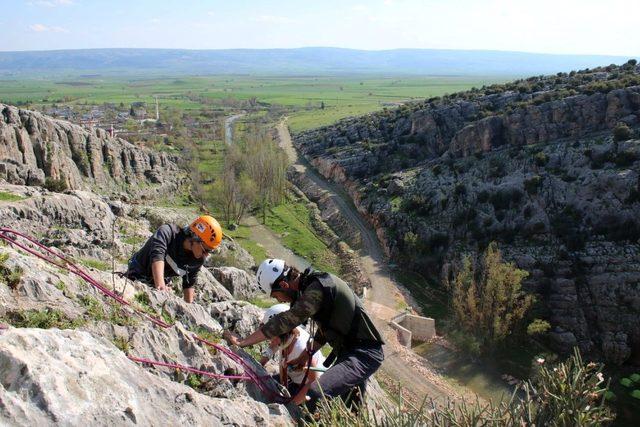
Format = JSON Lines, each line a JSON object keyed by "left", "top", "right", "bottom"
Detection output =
{"left": 306, "top": 343, "right": 384, "bottom": 413}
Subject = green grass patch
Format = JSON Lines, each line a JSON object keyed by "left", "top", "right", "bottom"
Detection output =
{"left": 390, "top": 196, "right": 402, "bottom": 213}
{"left": 112, "top": 336, "right": 131, "bottom": 354}
{"left": 0, "top": 253, "right": 23, "bottom": 289}
{"left": 79, "top": 295, "right": 106, "bottom": 320}
{"left": 3, "top": 308, "right": 85, "bottom": 329}
{"left": 196, "top": 139, "right": 227, "bottom": 179}
{"left": 122, "top": 235, "right": 146, "bottom": 246}
{"left": 186, "top": 373, "right": 204, "bottom": 390}
{"left": 263, "top": 196, "right": 338, "bottom": 274}
{"left": 79, "top": 257, "right": 111, "bottom": 271}
{"left": 191, "top": 326, "right": 222, "bottom": 356}
{"left": 0, "top": 191, "right": 25, "bottom": 202}
{"left": 134, "top": 291, "right": 152, "bottom": 308}
{"left": 108, "top": 302, "right": 139, "bottom": 327}
{"left": 243, "top": 344, "right": 264, "bottom": 362}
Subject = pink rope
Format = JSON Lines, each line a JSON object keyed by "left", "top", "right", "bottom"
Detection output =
{"left": 0, "top": 228, "right": 170, "bottom": 328}
{"left": 193, "top": 334, "right": 289, "bottom": 402}
{"left": 0, "top": 228, "right": 290, "bottom": 402}
{"left": 127, "top": 356, "right": 252, "bottom": 380}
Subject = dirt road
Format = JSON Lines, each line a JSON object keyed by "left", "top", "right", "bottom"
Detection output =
{"left": 276, "top": 119, "right": 463, "bottom": 403}
{"left": 224, "top": 113, "right": 245, "bottom": 145}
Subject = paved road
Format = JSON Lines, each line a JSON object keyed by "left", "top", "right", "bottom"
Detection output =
{"left": 276, "top": 119, "right": 462, "bottom": 403}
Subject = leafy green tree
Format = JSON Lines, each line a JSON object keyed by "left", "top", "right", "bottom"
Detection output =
{"left": 243, "top": 127, "right": 289, "bottom": 223}
{"left": 450, "top": 242, "right": 533, "bottom": 352}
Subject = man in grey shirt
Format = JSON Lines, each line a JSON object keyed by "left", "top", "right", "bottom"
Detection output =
{"left": 126, "top": 215, "right": 222, "bottom": 303}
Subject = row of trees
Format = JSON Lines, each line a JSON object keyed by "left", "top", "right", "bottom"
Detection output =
{"left": 210, "top": 124, "right": 289, "bottom": 226}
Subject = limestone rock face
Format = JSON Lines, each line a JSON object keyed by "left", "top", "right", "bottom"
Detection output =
{"left": 293, "top": 66, "right": 640, "bottom": 364}
{"left": 0, "top": 180, "right": 292, "bottom": 424}
{"left": 212, "top": 266, "right": 261, "bottom": 299}
{"left": 206, "top": 239, "right": 256, "bottom": 272}
{"left": 195, "top": 267, "right": 234, "bottom": 304}
{"left": 208, "top": 301, "right": 265, "bottom": 337}
{"left": 0, "top": 328, "right": 285, "bottom": 426}
{"left": 0, "top": 104, "right": 184, "bottom": 198}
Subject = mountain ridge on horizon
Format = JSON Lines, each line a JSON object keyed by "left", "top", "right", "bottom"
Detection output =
{"left": 0, "top": 47, "right": 635, "bottom": 78}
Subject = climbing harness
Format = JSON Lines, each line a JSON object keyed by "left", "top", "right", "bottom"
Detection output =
{"left": 0, "top": 227, "right": 301, "bottom": 404}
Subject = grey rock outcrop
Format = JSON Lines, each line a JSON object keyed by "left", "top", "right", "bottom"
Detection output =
{"left": 194, "top": 267, "right": 234, "bottom": 304}
{"left": 0, "top": 180, "right": 290, "bottom": 423}
{"left": 208, "top": 301, "right": 265, "bottom": 337}
{"left": 0, "top": 328, "right": 289, "bottom": 426}
{"left": 206, "top": 239, "right": 256, "bottom": 272}
{"left": 212, "top": 266, "right": 261, "bottom": 299}
{"left": 0, "top": 103, "right": 184, "bottom": 198}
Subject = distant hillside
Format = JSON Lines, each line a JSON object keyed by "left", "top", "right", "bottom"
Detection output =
{"left": 0, "top": 47, "right": 634, "bottom": 77}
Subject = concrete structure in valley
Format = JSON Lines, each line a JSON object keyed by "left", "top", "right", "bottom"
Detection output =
{"left": 390, "top": 312, "right": 436, "bottom": 347}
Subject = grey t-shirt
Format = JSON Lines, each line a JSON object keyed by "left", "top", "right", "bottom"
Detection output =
{"left": 127, "top": 224, "right": 203, "bottom": 289}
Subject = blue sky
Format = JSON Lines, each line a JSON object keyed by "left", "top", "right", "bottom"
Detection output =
{"left": 2, "top": 0, "right": 638, "bottom": 55}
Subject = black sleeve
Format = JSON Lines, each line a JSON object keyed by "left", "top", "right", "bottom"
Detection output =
{"left": 148, "top": 224, "right": 174, "bottom": 263}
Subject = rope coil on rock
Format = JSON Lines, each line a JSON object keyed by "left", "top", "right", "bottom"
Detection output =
{"left": 0, "top": 227, "right": 293, "bottom": 404}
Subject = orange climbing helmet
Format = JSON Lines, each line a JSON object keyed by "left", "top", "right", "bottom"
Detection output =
{"left": 189, "top": 215, "right": 223, "bottom": 250}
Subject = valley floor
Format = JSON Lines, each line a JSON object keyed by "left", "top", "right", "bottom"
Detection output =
{"left": 276, "top": 119, "right": 471, "bottom": 405}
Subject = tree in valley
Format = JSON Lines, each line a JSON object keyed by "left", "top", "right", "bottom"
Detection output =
{"left": 209, "top": 124, "right": 288, "bottom": 226}
{"left": 450, "top": 242, "right": 533, "bottom": 353}
{"left": 243, "top": 126, "right": 289, "bottom": 223}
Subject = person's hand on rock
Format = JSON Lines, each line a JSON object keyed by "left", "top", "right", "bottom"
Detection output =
{"left": 223, "top": 330, "right": 240, "bottom": 347}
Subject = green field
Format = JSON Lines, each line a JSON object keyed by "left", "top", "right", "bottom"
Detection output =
{"left": 0, "top": 75, "right": 507, "bottom": 132}
{"left": 0, "top": 73, "right": 505, "bottom": 270}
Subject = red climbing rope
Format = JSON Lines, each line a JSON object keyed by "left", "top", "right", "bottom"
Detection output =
{"left": 0, "top": 227, "right": 291, "bottom": 403}
{"left": 0, "top": 228, "right": 170, "bottom": 328}
{"left": 127, "top": 356, "right": 252, "bottom": 380}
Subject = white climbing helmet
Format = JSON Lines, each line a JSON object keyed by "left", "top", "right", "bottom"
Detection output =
{"left": 262, "top": 303, "right": 290, "bottom": 324}
{"left": 256, "top": 258, "right": 287, "bottom": 294}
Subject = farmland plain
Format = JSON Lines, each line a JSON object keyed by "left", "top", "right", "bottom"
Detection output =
{"left": 0, "top": 74, "right": 507, "bottom": 132}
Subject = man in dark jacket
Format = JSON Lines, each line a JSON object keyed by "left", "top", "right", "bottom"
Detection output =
{"left": 126, "top": 215, "right": 222, "bottom": 303}
{"left": 224, "top": 258, "right": 384, "bottom": 412}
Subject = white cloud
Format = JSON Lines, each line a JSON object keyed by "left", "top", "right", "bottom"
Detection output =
{"left": 29, "top": 23, "right": 69, "bottom": 33}
{"left": 207, "top": 11, "right": 215, "bottom": 17}
{"left": 28, "top": 0, "right": 75, "bottom": 6}
{"left": 29, "top": 24, "right": 48, "bottom": 32}
{"left": 352, "top": 4, "right": 369, "bottom": 12}
{"left": 149, "top": 18, "right": 161, "bottom": 24}
{"left": 253, "top": 15, "right": 295, "bottom": 24}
